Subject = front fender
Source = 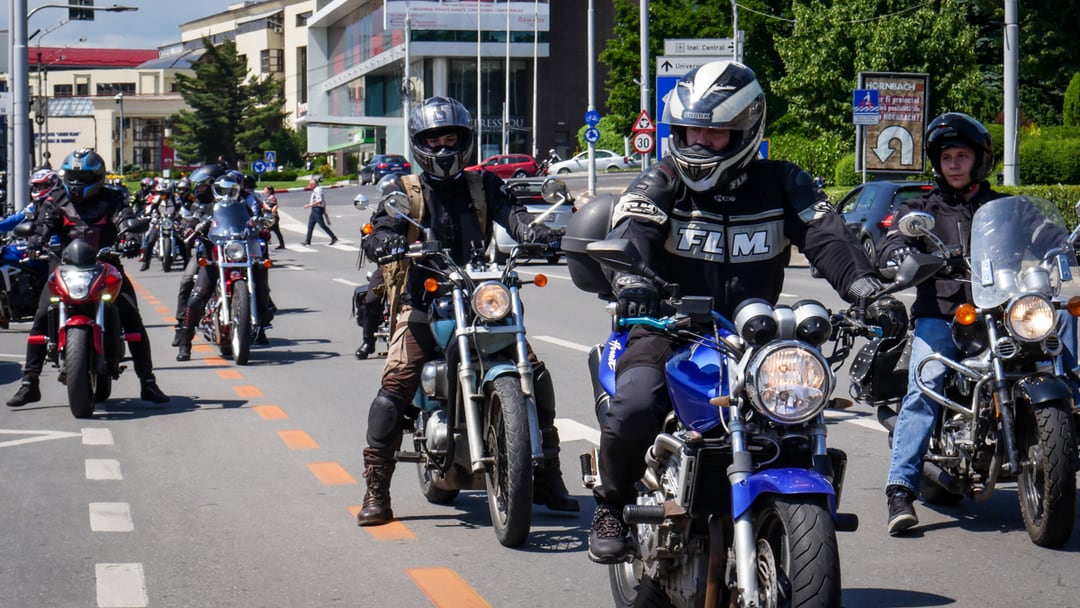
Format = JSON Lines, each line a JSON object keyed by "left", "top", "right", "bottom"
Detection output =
{"left": 481, "top": 363, "right": 543, "bottom": 460}
{"left": 1013, "top": 373, "right": 1074, "bottom": 407}
{"left": 60, "top": 315, "right": 102, "bottom": 354}
{"left": 731, "top": 468, "right": 837, "bottom": 519}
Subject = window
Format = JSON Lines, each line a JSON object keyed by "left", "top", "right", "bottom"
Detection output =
{"left": 97, "top": 82, "right": 135, "bottom": 96}
{"left": 261, "top": 49, "right": 284, "bottom": 74}
{"left": 53, "top": 84, "right": 73, "bottom": 97}
{"left": 75, "top": 83, "right": 89, "bottom": 96}
{"left": 296, "top": 11, "right": 311, "bottom": 27}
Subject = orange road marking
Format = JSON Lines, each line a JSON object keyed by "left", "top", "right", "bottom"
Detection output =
{"left": 163, "top": 316, "right": 176, "bottom": 324}
{"left": 205, "top": 356, "right": 229, "bottom": 366}
{"left": 233, "top": 385, "right": 263, "bottom": 398}
{"left": 253, "top": 405, "right": 288, "bottom": 420}
{"left": 406, "top": 567, "right": 492, "bottom": 608}
{"left": 154, "top": 306, "right": 171, "bottom": 315}
{"left": 347, "top": 506, "right": 417, "bottom": 540}
{"left": 278, "top": 430, "right": 318, "bottom": 450}
{"left": 216, "top": 369, "right": 243, "bottom": 380}
{"left": 306, "top": 462, "right": 357, "bottom": 485}
{"left": 145, "top": 299, "right": 160, "bottom": 305}
{"left": 193, "top": 344, "right": 213, "bottom": 353}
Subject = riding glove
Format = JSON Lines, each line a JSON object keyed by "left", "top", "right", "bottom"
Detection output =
{"left": 884, "top": 245, "right": 917, "bottom": 269}
{"left": 613, "top": 273, "right": 659, "bottom": 318}
{"left": 525, "top": 223, "right": 557, "bottom": 244}
{"left": 845, "top": 275, "right": 886, "bottom": 302}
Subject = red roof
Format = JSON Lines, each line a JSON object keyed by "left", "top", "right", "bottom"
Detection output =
{"left": 28, "top": 47, "right": 159, "bottom": 68}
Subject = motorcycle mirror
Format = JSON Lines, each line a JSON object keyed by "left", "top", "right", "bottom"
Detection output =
{"left": 12, "top": 221, "right": 34, "bottom": 239}
{"left": 897, "top": 211, "right": 936, "bottom": 238}
{"left": 540, "top": 178, "right": 570, "bottom": 204}
{"left": 383, "top": 192, "right": 412, "bottom": 219}
{"left": 353, "top": 193, "right": 370, "bottom": 210}
{"left": 881, "top": 252, "right": 947, "bottom": 295}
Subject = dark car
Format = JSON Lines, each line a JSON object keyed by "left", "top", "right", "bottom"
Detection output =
{"left": 834, "top": 180, "right": 935, "bottom": 266}
{"left": 358, "top": 154, "right": 412, "bottom": 185}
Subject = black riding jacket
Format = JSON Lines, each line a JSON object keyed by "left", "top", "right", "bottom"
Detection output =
{"left": 878, "top": 181, "right": 1005, "bottom": 319}
{"left": 28, "top": 186, "right": 141, "bottom": 252}
{"left": 609, "top": 157, "right": 875, "bottom": 319}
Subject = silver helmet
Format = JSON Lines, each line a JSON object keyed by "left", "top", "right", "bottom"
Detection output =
{"left": 662, "top": 61, "right": 765, "bottom": 192}
{"left": 408, "top": 96, "right": 474, "bottom": 180}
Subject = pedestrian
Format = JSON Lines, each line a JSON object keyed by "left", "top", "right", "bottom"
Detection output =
{"left": 263, "top": 185, "right": 286, "bottom": 249}
{"left": 302, "top": 175, "right": 337, "bottom": 246}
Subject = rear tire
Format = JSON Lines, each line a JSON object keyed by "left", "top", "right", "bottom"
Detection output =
{"left": 512, "top": 170, "right": 527, "bottom": 178}
{"left": 1017, "top": 402, "right": 1076, "bottom": 547}
{"left": 65, "top": 326, "right": 95, "bottom": 419}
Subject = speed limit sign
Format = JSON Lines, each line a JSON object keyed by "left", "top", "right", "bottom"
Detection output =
{"left": 632, "top": 131, "right": 655, "bottom": 154}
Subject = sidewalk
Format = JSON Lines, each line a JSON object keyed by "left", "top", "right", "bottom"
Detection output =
{"left": 272, "top": 180, "right": 354, "bottom": 194}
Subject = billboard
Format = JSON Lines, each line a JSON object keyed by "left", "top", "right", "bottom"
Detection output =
{"left": 385, "top": 1, "right": 549, "bottom": 32}
{"left": 855, "top": 71, "right": 929, "bottom": 174}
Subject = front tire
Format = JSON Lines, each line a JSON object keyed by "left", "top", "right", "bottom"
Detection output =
{"left": 65, "top": 326, "right": 96, "bottom": 419}
{"left": 484, "top": 375, "right": 533, "bottom": 547}
{"left": 753, "top": 495, "right": 841, "bottom": 608}
{"left": 1017, "top": 402, "right": 1076, "bottom": 547}
{"left": 162, "top": 237, "right": 174, "bottom": 272}
{"left": 230, "top": 281, "right": 252, "bottom": 365}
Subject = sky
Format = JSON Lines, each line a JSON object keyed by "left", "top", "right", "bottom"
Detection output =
{"left": 4, "top": 0, "right": 229, "bottom": 50}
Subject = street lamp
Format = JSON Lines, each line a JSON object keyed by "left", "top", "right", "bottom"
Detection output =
{"left": 36, "top": 35, "right": 87, "bottom": 168}
{"left": 9, "top": 2, "right": 138, "bottom": 211}
{"left": 114, "top": 93, "right": 124, "bottom": 177}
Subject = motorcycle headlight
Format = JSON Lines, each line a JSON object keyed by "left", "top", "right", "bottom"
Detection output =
{"left": 472, "top": 281, "right": 512, "bottom": 321}
{"left": 60, "top": 268, "right": 94, "bottom": 301}
{"left": 744, "top": 342, "right": 832, "bottom": 424}
{"left": 224, "top": 241, "right": 248, "bottom": 263}
{"left": 1005, "top": 294, "right": 1054, "bottom": 342}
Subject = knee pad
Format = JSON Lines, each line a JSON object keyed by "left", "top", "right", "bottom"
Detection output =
{"left": 366, "top": 390, "right": 407, "bottom": 449}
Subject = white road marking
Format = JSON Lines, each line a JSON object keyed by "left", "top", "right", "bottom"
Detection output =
{"left": 333, "top": 278, "right": 363, "bottom": 287}
{"left": 555, "top": 417, "right": 601, "bottom": 446}
{"left": 532, "top": 335, "right": 592, "bottom": 353}
{"left": 89, "top": 502, "right": 134, "bottom": 532}
{"left": 82, "top": 428, "right": 115, "bottom": 446}
{"left": 517, "top": 269, "right": 572, "bottom": 281}
{"left": 0, "top": 352, "right": 25, "bottom": 359}
{"left": 96, "top": 563, "right": 148, "bottom": 608}
{"left": 0, "top": 429, "right": 82, "bottom": 448}
{"left": 86, "top": 459, "right": 123, "bottom": 480}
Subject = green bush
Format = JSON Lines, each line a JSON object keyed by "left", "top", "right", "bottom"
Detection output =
{"left": 768, "top": 132, "right": 846, "bottom": 182}
{"left": 317, "top": 164, "right": 336, "bottom": 180}
{"left": 832, "top": 153, "right": 860, "bottom": 187}
{"left": 1018, "top": 138, "right": 1080, "bottom": 185}
{"left": 271, "top": 169, "right": 298, "bottom": 181}
{"left": 1063, "top": 72, "right": 1080, "bottom": 127}
{"left": 998, "top": 184, "right": 1080, "bottom": 228}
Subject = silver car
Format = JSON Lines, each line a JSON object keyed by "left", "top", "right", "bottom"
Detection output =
{"left": 547, "top": 149, "right": 630, "bottom": 174}
{"left": 488, "top": 178, "right": 573, "bottom": 264}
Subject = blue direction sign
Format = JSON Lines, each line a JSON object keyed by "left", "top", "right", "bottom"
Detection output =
{"left": 853, "top": 89, "right": 880, "bottom": 125}
{"left": 584, "top": 127, "right": 601, "bottom": 144}
{"left": 584, "top": 110, "right": 600, "bottom": 126}
{"left": 264, "top": 150, "right": 277, "bottom": 164}
{"left": 252, "top": 160, "right": 267, "bottom": 174}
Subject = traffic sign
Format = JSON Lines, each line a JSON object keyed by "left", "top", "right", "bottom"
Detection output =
{"left": 264, "top": 150, "right": 277, "bottom": 164}
{"left": 584, "top": 127, "right": 600, "bottom": 144}
{"left": 632, "top": 110, "right": 655, "bottom": 133}
{"left": 656, "top": 55, "right": 718, "bottom": 76}
{"left": 253, "top": 160, "right": 267, "bottom": 174}
{"left": 852, "top": 89, "right": 880, "bottom": 125}
{"left": 584, "top": 110, "right": 600, "bottom": 126}
{"left": 663, "top": 38, "right": 736, "bottom": 57}
{"left": 632, "top": 132, "right": 655, "bottom": 154}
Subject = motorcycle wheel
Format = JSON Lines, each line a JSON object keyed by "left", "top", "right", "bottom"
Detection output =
{"left": 1016, "top": 401, "right": 1076, "bottom": 547}
{"left": 94, "top": 373, "right": 112, "bottom": 402}
{"left": 230, "top": 281, "right": 252, "bottom": 365}
{"left": 608, "top": 568, "right": 673, "bottom": 608}
{"left": 753, "top": 495, "right": 841, "bottom": 608}
{"left": 417, "top": 460, "right": 460, "bottom": 505}
{"left": 483, "top": 375, "right": 533, "bottom": 548}
{"left": 162, "top": 237, "right": 174, "bottom": 272}
{"left": 65, "top": 326, "right": 96, "bottom": 419}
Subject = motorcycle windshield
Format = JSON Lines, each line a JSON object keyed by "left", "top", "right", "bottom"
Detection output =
{"left": 969, "top": 196, "right": 1080, "bottom": 308}
{"left": 209, "top": 201, "right": 252, "bottom": 244}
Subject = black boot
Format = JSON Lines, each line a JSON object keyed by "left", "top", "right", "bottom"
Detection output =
{"left": 7, "top": 375, "right": 41, "bottom": 407}
{"left": 355, "top": 341, "right": 377, "bottom": 360}
{"left": 356, "top": 447, "right": 396, "bottom": 526}
{"left": 140, "top": 376, "right": 170, "bottom": 403}
{"left": 171, "top": 327, "right": 185, "bottom": 347}
{"left": 534, "top": 428, "right": 580, "bottom": 512}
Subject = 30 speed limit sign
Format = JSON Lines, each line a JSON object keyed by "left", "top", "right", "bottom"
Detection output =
{"left": 632, "top": 131, "right": 655, "bottom": 154}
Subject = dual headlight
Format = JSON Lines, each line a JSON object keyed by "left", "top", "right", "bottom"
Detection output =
{"left": 60, "top": 268, "right": 95, "bottom": 301}
{"left": 472, "top": 281, "right": 512, "bottom": 321}
{"left": 744, "top": 342, "right": 832, "bottom": 424}
{"left": 1005, "top": 294, "right": 1055, "bottom": 342}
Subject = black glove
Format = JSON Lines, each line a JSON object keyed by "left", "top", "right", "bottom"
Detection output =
{"left": 524, "top": 223, "right": 557, "bottom": 244}
{"left": 613, "top": 273, "right": 659, "bottom": 318}
{"left": 375, "top": 234, "right": 407, "bottom": 262}
{"left": 884, "top": 245, "right": 917, "bottom": 269}
{"left": 845, "top": 275, "right": 885, "bottom": 302}
{"left": 120, "top": 238, "right": 140, "bottom": 259}
{"left": 866, "top": 295, "right": 909, "bottom": 339}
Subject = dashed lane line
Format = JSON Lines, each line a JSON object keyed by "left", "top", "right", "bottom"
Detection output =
{"left": 532, "top": 335, "right": 592, "bottom": 353}
{"left": 95, "top": 563, "right": 148, "bottom": 608}
{"left": 406, "top": 567, "right": 493, "bottom": 608}
{"left": 85, "top": 459, "right": 123, "bottom": 480}
{"left": 82, "top": 428, "right": 115, "bottom": 446}
{"left": 89, "top": 502, "right": 134, "bottom": 532}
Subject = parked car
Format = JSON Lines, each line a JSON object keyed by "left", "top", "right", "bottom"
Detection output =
{"left": 487, "top": 177, "right": 573, "bottom": 265}
{"left": 547, "top": 149, "right": 630, "bottom": 174}
{"left": 835, "top": 180, "right": 935, "bottom": 266}
{"left": 465, "top": 154, "right": 539, "bottom": 179}
{"left": 358, "top": 154, "right": 411, "bottom": 185}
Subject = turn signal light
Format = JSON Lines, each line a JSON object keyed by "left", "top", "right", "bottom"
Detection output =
{"left": 533, "top": 274, "right": 548, "bottom": 287}
{"left": 424, "top": 278, "right": 439, "bottom": 293}
{"left": 955, "top": 303, "right": 978, "bottom": 326}
{"left": 198, "top": 258, "right": 208, "bottom": 267}
{"left": 1067, "top": 296, "right": 1080, "bottom": 317}
{"left": 362, "top": 223, "right": 374, "bottom": 236}
{"left": 263, "top": 259, "right": 273, "bottom": 269}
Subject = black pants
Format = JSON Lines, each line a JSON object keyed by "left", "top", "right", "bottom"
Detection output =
{"left": 174, "top": 255, "right": 200, "bottom": 324}
{"left": 305, "top": 207, "right": 335, "bottom": 243}
{"left": 23, "top": 266, "right": 154, "bottom": 380}
{"left": 184, "top": 264, "right": 274, "bottom": 331}
{"left": 358, "top": 269, "right": 385, "bottom": 346}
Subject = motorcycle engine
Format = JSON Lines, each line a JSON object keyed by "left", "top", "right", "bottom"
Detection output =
{"left": 424, "top": 410, "right": 450, "bottom": 455}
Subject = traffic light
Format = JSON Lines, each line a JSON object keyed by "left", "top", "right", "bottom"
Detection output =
{"left": 69, "top": 0, "right": 95, "bottom": 21}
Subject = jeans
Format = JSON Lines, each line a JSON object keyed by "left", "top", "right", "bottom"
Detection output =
{"left": 1056, "top": 310, "right": 1080, "bottom": 405}
{"left": 886, "top": 317, "right": 959, "bottom": 492}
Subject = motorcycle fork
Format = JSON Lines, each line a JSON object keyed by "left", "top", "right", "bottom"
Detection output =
{"left": 985, "top": 317, "right": 1022, "bottom": 474}
{"left": 725, "top": 404, "right": 762, "bottom": 607}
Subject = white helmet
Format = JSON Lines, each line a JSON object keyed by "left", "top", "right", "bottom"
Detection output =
{"left": 662, "top": 61, "right": 765, "bottom": 192}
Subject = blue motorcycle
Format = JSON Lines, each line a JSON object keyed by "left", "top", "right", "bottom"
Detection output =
{"left": 0, "top": 236, "right": 49, "bottom": 327}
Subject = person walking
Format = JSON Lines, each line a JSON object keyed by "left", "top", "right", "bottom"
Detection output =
{"left": 263, "top": 185, "right": 286, "bottom": 249}
{"left": 302, "top": 176, "right": 337, "bottom": 246}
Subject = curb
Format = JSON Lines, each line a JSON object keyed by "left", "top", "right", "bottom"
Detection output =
{"left": 273, "top": 181, "right": 353, "bottom": 193}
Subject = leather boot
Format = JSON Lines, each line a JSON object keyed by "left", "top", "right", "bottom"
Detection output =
{"left": 533, "top": 428, "right": 580, "bottom": 512}
{"left": 176, "top": 316, "right": 195, "bottom": 362}
{"left": 356, "top": 447, "right": 396, "bottom": 526}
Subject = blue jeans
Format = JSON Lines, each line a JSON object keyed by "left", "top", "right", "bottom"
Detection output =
{"left": 1056, "top": 310, "right": 1080, "bottom": 406}
{"left": 886, "top": 317, "right": 959, "bottom": 492}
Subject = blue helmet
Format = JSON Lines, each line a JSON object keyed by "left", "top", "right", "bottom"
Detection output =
{"left": 60, "top": 148, "right": 107, "bottom": 204}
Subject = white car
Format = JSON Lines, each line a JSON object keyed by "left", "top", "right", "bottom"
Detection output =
{"left": 547, "top": 149, "right": 630, "bottom": 174}
{"left": 487, "top": 178, "right": 573, "bottom": 265}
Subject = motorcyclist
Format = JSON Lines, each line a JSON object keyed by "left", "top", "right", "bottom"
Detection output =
{"left": 876, "top": 112, "right": 1009, "bottom": 535}
{"left": 171, "top": 163, "right": 223, "bottom": 347}
{"left": 139, "top": 177, "right": 178, "bottom": 271}
{"left": 175, "top": 172, "right": 275, "bottom": 361}
{"left": 354, "top": 95, "right": 578, "bottom": 526}
{"left": 585, "top": 61, "right": 882, "bottom": 563}
{"left": 0, "top": 169, "right": 58, "bottom": 232}
{"left": 132, "top": 177, "right": 155, "bottom": 211}
{"left": 6, "top": 148, "right": 169, "bottom": 407}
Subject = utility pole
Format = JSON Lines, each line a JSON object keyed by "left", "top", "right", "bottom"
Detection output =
{"left": 1003, "top": 0, "right": 1019, "bottom": 185}
{"left": 639, "top": 0, "right": 650, "bottom": 171}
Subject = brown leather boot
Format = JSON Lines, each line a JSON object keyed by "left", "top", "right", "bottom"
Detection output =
{"left": 533, "top": 429, "right": 580, "bottom": 512}
{"left": 356, "top": 447, "right": 396, "bottom": 526}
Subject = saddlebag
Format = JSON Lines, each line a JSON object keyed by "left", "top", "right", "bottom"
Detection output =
{"left": 849, "top": 336, "right": 910, "bottom": 405}
{"left": 352, "top": 285, "right": 369, "bottom": 326}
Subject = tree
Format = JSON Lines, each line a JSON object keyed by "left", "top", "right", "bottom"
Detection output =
{"left": 169, "top": 38, "right": 288, "bottom": 167}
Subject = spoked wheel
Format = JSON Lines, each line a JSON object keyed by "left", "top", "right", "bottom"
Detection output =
{"left": 230, "top": 281, "right": 252, "bottom": 365}
{"left": 608, "top": 566, "right": 673, "bottom": 608}
{"left": 1017, "top": 401, "right": 1076, "bottom": 547}
{"left": 483, "top": 375, "right": 533, "bottom": 547}
{"left": 752, "top": 495, "right": 841, "bottom": 608}
{"left": 64, "top": 326, "right": 96, "bottom": 419}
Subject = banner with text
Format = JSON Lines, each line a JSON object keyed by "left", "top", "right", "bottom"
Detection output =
{"left": 855, "top": 71, "right": 929, "bottom": 174}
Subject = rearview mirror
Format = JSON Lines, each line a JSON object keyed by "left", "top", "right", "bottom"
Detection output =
{"left": 383, "top": 192, "right": 412, "bottom": 219}
{"left": 540, "top": 178, "right": 570, "bottom": 204}
{"left": 897, "top": 211, "right": 935, "bottom": 238}
{"left": 353, "top": 193, "right": 369, "bottom": 210}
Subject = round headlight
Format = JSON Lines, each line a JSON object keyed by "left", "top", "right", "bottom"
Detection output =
{"left": 745, "top": 342, "right": 832, "bottom": 424}
{"left": 1005, "top": 294, "right": 1054, "bottom": 342}
{"left": 224, "top": 241, "right": 247, "bottom": 263}
{"left": 60, "top": 268, "right": 94, "bottom": 301}
{"left": 472, "top": 281, "right": 511, "bottom": 321}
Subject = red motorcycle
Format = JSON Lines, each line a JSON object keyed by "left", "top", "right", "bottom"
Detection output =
{"left": 29, "top": 239, "right": 144, "bottom": 418}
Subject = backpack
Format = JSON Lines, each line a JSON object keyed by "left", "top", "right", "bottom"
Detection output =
{"left": 381, "top": 171, "right": 488, "bottom": 333}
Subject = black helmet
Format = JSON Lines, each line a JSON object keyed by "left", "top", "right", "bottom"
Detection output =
{"left": 243, "top": 174, "right": 257, "bottom": 190}
{"left": 408, "top": 96, "right": 474, "bottom": 179}
{"left": 925, "top": 112, "right": 994, "bottom": 192}
{"left": 661, "top": 61, "right": 765, "bottom": 192}
{"left": 60, "top": 148, "right": 107, "bottom": 204}
{"left": 190, "top": 163, "right": 225, "bottom": 201}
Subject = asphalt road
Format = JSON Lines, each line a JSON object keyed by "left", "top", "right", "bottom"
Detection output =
{"left": 0, "top": 176, "right": 1077, "bottom": 607}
